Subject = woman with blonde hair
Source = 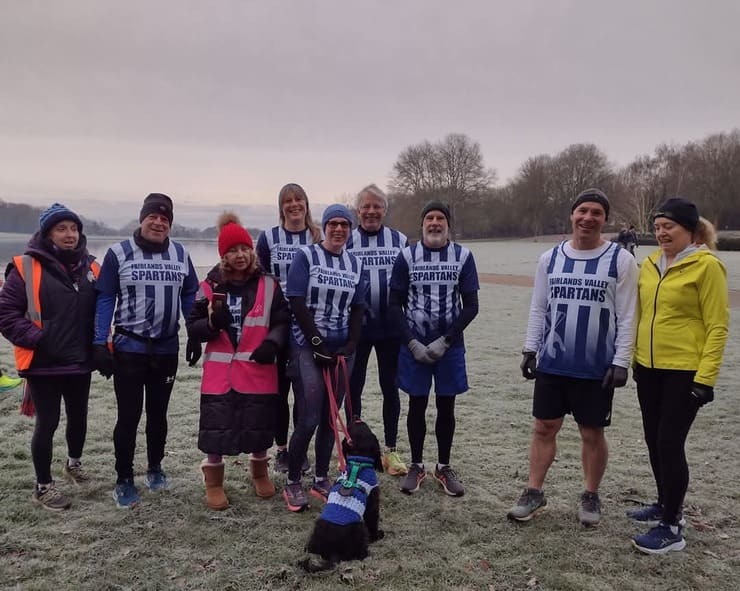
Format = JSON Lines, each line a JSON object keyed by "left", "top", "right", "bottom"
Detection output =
{"left": 187, "top": 212, "right": 289, "bottom": 509}
{"left": 629, "top": 197, "right": 729, "bottom": 554}
{"left": 256, "top": 183, "right": 321, "bottom": 473}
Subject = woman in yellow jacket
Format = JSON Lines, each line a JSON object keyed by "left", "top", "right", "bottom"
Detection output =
{"left": 629, "top": 197, "right": 729, "bottom": 554}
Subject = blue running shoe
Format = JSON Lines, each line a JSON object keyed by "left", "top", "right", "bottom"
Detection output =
{"left": 633, "top": 522, "right": 686, "bottom": 554}
{"left": 113, "top": 479, "right": 140, "bottom": 509}
{"left": 145, "top": 467, "right": 169, "bottom": 492}
{"left": 627, "top": 503, "right": 686, "bottom": 527}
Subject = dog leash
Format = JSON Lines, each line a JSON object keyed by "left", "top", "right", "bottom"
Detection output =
{"left": 323, "top": 355, "right": 352, "bottom": 472}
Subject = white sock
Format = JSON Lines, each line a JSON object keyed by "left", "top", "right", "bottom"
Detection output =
{"left": 37, "top": 483, "right": 51, "bottom": 493}
{"left": 436, "top": 463, "right": 448, "bottom": 472}
{"left": 68, "top": 457, "right": 81, "bottom": 467}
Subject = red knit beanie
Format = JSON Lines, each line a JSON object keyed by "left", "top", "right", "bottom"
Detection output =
{"left": 217, "top": 212, "right": 253, "bottom": 256}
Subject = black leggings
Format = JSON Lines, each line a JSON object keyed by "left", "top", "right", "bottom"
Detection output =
{"left": 28, "top": 374, "right": 91, "bottom": 484}
{"left": 407, "top": 395, "right": 456, "bottom": 465}
{"left": 347, "top": 339, "right": 402, "bottom": 448}
{"left": 113, "top": 353, "right": 178, "bottom": 483}
{"left": 274, "top": 351, "right": 293, "bottom": 448}
{"left": 634, "top": 364, "right": 700, "bottom": 525}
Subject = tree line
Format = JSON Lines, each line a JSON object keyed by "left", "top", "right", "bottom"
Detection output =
{"left": 384, "top": 130, "right": 740, "bottom": 239}
{"left": 0, "top": 201, "right": 262, "bottom": 239}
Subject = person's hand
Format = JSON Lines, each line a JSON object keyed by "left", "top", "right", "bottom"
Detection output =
{"left": 690, "top": 382, "right": 714, "bottom": 406}
{"left": 333, "top": 341, "right": 356, "bottom": 359}
{"left": 209, "top": 305, "right": 233, "bottom": 331}
{"left": 250, "top": 340, "right": 278, "bottom": 364}
{"left": 310, "top": 337, "right": 334, "bottom": 366}
{"left": 426, "top": 336, "right": 450, "bottom": 361}
{"left": 408, "top": 339, "right": 434, "bottom": 364}
{"left": 601, "top": 365, "right": 628, "bottom": 389}
{"left": 92, "top": 344, "right": 114, "bottom": 379}
{"left": 520, "top": 351, "right": 537, "bottom": 380}
{"left": 186, "top": 339, "right": 202, "bottom": 367}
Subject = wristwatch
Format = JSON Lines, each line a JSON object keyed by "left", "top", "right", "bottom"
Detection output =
{"left": 311, "top": 335, "right": 323, "bottom": 347}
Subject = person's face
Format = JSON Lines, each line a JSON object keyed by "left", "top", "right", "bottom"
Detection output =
{"left": 570, "top": 202, "right": 606, "bottom": 245}
{"left": 323, "top": 217, "right": 351, "bottom": 252}
{"left": 357, "top": 193, "right": 386, "bottom": 232}
{"left": 48, "top": 220, "right": 79, "bottom": 250}
{"left": 654, "top": 217, "right": 693, "bottom": 257}
{"left": 281, "top": 191, "right": 307, "bottom": 227}
{"left": 223, "top": 244, "right": 252, "bottom": 271}
{"left": 421, "top": 211, "right": 449, "bottom": 248}
{"left": 140, "top": 213, "right": 171, "bottom": 243}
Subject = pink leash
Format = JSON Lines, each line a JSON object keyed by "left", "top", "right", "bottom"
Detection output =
{"left": 323, "top": 355, "right": 352, "bottom": 472}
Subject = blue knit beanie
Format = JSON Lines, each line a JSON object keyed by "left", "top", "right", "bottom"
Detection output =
{"left": 321, "top": 204, "right": 353, "bottom": 229}
{"left": 39, "top": 203, "right": 83, "bottom": 236}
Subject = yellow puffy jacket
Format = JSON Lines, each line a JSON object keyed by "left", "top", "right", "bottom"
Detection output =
{"left": 634, "top": 247, "right": 729, "bottom": 386}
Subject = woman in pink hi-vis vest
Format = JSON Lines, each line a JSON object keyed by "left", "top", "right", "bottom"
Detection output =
{"left": 186, "top": 212, "right": 290, "bottom": 510}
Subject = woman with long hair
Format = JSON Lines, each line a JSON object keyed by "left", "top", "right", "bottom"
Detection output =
{"left": 255, "top": 183, "right": 321, "bottom": 473}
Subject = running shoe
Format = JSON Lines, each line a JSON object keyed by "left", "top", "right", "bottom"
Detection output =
{"left": 145, "top": 467, "right": 169, "bottom": 492}
{"left": 283, "top": 482, "right": 309, "bottom": 512}
{"left": 578, "top": 491, "right": 601, "bottom": 526}
{"left": 633, "top": 522, "right": 686, "bottom": 554}
{"left": 62, "top": 461, "right": 90, "bottom": 486}
{"left": 0, "top": 374, "right": 23, "bottom": 393}
{"left": 507, "top": 487, "right": 547, "bottom": 521}
{"left": 309, "top": 478, "right": 332, "bottom": 503}
{"left": 400, "top": 464, "right": 426, "bottom": 494}
{"left": 113, "top": 479, "right": 140, "bottom": 509}
{"left": 433, "top": 465, "right": 465, "bottom": 497}
{"left": 627, "top": 503, "right": 686, "bottom": 527}
{"left": 274, "top": 449, "right": 289, "bottom": 474}
{"left": 382, "top": 449, "right": 408, "bottom": 476}
{"left": 32, "top": 482, "right": 71, "bottom": 512}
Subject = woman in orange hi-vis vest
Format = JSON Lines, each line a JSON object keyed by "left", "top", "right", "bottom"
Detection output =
{"left": 186, "top": 213, "right": 289, "bottom": 510}
{"left": 0, "top": 203, "right": 99, "bottom": 512}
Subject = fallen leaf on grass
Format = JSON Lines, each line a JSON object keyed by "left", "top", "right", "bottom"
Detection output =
{"left": 480, "top": 559, "right": 491, "bottom": 571}
{"left": 703, "top": 550, "right": 721, "bottom": 559}
{"left": 718, "top": 533, "right": 730, "bottom": 540}
{"left": 692, "top": 521, "right": 716, "bottom": 532}
{"left": 527, "top": 576, "right": 538, "bottom": 587}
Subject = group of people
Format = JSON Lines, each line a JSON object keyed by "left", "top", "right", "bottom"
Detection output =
{"left": 0, "top": 184, "right": 479, "bottom": 517}
{"left": 508, "top": 189, "right": 728, "bottom": 555}
{"left": 0, "top": 185, "right": 727, "bottom": 558}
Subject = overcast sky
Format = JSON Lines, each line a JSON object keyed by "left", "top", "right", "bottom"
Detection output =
{"left": 1, "top": 0, "right": 739, "bottom": 227}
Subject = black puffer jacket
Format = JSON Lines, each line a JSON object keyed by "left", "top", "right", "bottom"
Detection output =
{"left": 0, "top": 233, "right": 98, "bottom": 376}
{"left": 187, "top": 264, "right": 289, "bottom": 454}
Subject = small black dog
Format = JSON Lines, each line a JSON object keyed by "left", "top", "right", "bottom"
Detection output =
{"left": 301, "top": 420, "right": 384, "bottom": 572}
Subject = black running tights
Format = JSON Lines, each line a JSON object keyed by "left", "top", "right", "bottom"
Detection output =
{"left": 28, "top": 374, "right": 91, "bottom": 484}
{"left": 634, "top": 364, "right": 700, "bottom": 525}
{"left": 407, "top": 395, "right": 456, "bottom": 465}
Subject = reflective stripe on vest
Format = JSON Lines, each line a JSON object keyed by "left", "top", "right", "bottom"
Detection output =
{"left": 200, "top": 276, "right": 278, "bottom": 395}
{"left": 12, "top": 255, "right": 101, "bottom": 371}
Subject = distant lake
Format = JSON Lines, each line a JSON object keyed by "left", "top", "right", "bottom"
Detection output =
{"left": 1, "top": 233, "right": 738, "bottom": 290}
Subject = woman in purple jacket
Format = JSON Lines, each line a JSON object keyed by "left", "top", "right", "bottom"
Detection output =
{"left": 0, "top": 204, "right": 99, "bottom": 511}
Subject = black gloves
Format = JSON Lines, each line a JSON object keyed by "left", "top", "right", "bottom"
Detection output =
{"left": 602, "top": 365, "right": 628, "bottom": 389}
{"left": 92, "top": 344, "right": 114, "bottom": 379}
{"left": 690, "top": 382, "right": 714, "bottom": 406}
{"left": 311, "top": 337, "right": 334, "bottom": 366}
{"left": 333, "top": 341, "right": 357, "bottom": 359}
{"left": 210, "top": 305, "right": 233, "bottom": 331}
{"left": 186, "top": 339, "right": 202, "bottom": 367}
{"left": 520, "top": 351, "right": 536, "bottom": 380}
{"left": 250, "top": 340, "right": 279, "bottom": 364}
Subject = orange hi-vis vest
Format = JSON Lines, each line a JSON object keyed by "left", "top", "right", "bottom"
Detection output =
{"left": 199, "top": 276, "right": 278, "bottom": 396}
{"left": 12, "top": 255, "right": 101, "bottom": 371}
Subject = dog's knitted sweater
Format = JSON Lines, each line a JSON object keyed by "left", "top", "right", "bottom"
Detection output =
{"left": 319, "top": 455, "right": 378, "bottom": 526}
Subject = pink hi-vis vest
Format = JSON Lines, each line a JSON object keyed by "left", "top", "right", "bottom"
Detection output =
{"left": 199, "top": 276, "right": 278, "bottom": 396}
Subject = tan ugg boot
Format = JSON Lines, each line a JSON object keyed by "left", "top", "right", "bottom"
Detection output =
{"left": 200, "top": 460, "right": 229, "bottom": 510}
{"left": 250, "top": 457, "right": 276, "bottom": 498}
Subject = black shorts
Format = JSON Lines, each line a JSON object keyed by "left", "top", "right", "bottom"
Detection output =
{"left": 532, "top": 372, "right": 614, "bottom": 427}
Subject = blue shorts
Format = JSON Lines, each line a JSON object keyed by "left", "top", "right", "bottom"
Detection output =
{"left": 397, "top": 344, "right": 468, "bottom": 397}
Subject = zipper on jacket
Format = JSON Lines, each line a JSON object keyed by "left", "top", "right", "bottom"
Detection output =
{"left": 648, "top": 259, "right": 663, "bottom": 368}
